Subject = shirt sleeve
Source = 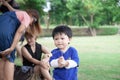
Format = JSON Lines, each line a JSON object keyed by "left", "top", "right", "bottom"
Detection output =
{"left": 50, "top": 59, "right": 59, "bottom": 68}
{"left": 65, "top": 60, "right": 77, "bottom": 69}
{"left": 16, "top": 11, "right": 31, "bottom": 28}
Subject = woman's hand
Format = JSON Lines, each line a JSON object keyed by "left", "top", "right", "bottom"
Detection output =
{"left": 0, "top": 0, "right": 3, "bottom": 5}
{"left": 1, "top": 48, "right": 13, "bottom": 57}
{"left": 40, "top": 61, "right": 50, "bottom": 70}
{"left": 1, "top": 0, "right": 7, "bottom": 6}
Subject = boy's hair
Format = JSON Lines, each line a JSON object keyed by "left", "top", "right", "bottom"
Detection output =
{"left": 52, "top": 25, "right": 72, "bottom": 39}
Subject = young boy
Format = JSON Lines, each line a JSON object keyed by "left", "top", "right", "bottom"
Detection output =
{"left": 49, "top": 25, "right": 80, "bottom": 80}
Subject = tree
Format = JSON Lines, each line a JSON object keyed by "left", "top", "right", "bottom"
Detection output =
{"left": 101, "top": 0, "right": 120, "bottom": 24}
{"left": 67, "top": 0, "right": 103, "bottom": 36}
{"left": 17, "top": 0, "right": 45, "bottom": 15}
{"left": 16, "top": 0, "right": 120, "bottom": 29}
{"left": 49, "top": 0, "right": 69, "bottom": 24}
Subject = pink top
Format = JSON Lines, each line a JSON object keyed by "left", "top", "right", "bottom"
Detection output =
{"left": 15, "top": 10, "right": 31, "bottom": 28}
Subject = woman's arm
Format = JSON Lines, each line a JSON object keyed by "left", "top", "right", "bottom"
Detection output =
{"left": 2, "top": 0, "right": 18, "bottom": 11}
{"left": 11, "top": 24, "right": 26, "bottom": 50}
{"left": 21, "top": 46, "right": 49, "bottom": 69}
{"left": 21, "top": 46, "right": 41, "bottom": 65}
{"left": 41, "top": 45, "right": 52, "bottom": 57}
{"left": 1, "top": 24, "right": 25, "bottom": 56}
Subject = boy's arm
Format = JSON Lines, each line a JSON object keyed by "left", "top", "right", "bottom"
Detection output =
{"left": 50, "top": 57, "right": 67, "bottom": 68}
{"left": 64, "top": 60, "right": 78, "bottom": 69}
{"left": 65, "top": 48, "right": 80, "bottom": 69}
{"left": 50, "top": 59, "right": 59, "bottom": 68}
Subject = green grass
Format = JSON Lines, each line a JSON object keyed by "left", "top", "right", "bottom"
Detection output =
{"left": 15, "top": 35, "right": 120, "bottom": 80}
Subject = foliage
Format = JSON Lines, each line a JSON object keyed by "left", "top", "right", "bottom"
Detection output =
{"left": 100, "top": 0, "right": 120, "bottom": 24}
{"left": 49, "top": 0, "right": 69, "bottom": 24}
{"left": 17, "top": 0, "right": 45, "bottom": 15}
{"left": 97, "top": 27, "right": 119, "bottom": 35}
{"left": 66, "top": 0, "right": 84, "bottom": 26}
{"left": 16, "top": 0, "right": 120, "bottom": 28}
{"left": 66, "top": 0, "right": 103, "bottom": 26}
{"left": 89, "top": 23, "right": 99, "bottom": 29}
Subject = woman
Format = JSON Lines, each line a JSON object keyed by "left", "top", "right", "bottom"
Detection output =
{"left": 21, "top": 31, "right": 52, "bottom": 80}
{"left": 0, "top": 0, "right": 41, "bottom": 80}
{"left": 0, "top": 0, "right": 23, "bottom": 62}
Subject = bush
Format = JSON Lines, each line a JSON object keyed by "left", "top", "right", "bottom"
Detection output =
{"left": 97, "top": 27, "right": 119, "bottom": 35}
{"left": 40, "top": 27, "right": 119, "bottom": 37}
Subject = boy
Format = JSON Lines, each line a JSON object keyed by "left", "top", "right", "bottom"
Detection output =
{"left": 50, "top": 25, "right": 80, "bottom": 80}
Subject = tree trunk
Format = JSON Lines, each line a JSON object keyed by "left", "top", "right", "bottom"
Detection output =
{"left": 90, "top": 14, "right": 96, "bottom": 36}
{"left": 89, "top": 27, "right": 96, "bottom": 36}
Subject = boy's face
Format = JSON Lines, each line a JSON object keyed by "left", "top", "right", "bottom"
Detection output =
{"left": 53, "top": 33, "right": 71, "bottom": 51}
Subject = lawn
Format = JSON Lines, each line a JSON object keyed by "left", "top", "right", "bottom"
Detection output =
{"left": 15, "top": 35, "right": 120, "bottom": 80}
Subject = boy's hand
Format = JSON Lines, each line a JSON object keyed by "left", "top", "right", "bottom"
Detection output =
{"left": 58, "top": 56, "right": 66, "bottom": 68}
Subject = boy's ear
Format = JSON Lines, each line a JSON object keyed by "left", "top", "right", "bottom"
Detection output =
{"left": 68, "top": 38, "right": 72, "bottom": 44}
{"left": 69, "top": 38, "right": 72, "bottom": 41}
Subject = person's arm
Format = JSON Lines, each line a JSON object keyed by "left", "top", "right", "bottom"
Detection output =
{"left": 21, "top": 46, "right": 49, "bottom": 69}
{"left": 2, "top": 0, "right": 18, "bottom": 11}
{"left": 2, "top": 24, "right": 25, "bottom": 56}
{"left": 64, "top": 60, "right": 77, "bottom": 69}
{"left": 21, "top": 46, "right": 41, "bottom": 65}
{"left": 50, "top": 58, "right": 59, "bottom": 68}
{"left": 65, "top": 48, "right": 79, "bottom": 69}
{"left": 41, "top": 45, "right": 52, "bottom": 57}
{"left": 50, "top": 57, "right": 77, "bottom": 68}
{"left": 41, "top": 45, "right": 52, "bottom": 64}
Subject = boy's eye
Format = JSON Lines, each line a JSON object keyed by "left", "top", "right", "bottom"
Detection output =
{"left": 54, "top": 38, "right": 58, "bottom": 40}
{"left": 61, "top": 38, "right": 64, "bottom": 40}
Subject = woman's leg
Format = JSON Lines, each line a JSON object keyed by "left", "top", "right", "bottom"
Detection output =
{"left": 0, "top": 59, "right": 5, "bottom": 80}
{"left": 4, "top": 60, "right": 14, "bottom": 80}
{"left": 40, "top": 65, "right": 52, "bottom": 80}
{"left": 16, "top": 43, "right": 22, "bottom": 60}
{"left": 34, "top": 65, "right": 40, "bottom": 75}
{"left": 34, "top": 65, "right": 52, "bottom": 80}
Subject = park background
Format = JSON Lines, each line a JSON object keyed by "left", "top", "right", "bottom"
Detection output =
{"left": 14, "top": 0, "right": 120, "bottom": 80}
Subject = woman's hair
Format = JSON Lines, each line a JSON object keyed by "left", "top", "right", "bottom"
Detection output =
{"left": 26, "top": 9, "right": 42, "bottom": 36}
{"left": 24, "top": 30, "right": 38, "bottom": 40}
{"left": 25, "top": 31, "right": 33, "bottom": 38}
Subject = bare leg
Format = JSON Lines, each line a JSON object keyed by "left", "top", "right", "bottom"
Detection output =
{"left": 34, "top": 65, "right": 52, "bottom": 80}
{"left": 40, "top": 56, "right": 52, "bottom": 80}
{"left": 16, "top": 43, "right": 23, "bottom": 62}
{"left": 0, "top": 59, "right": 5, "bottom": 80}
{"left": 40, "top": 67, "right": 52, "bottom": 80}
{"left": 4, "top": 60, "right": 14, "bottom": 80}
